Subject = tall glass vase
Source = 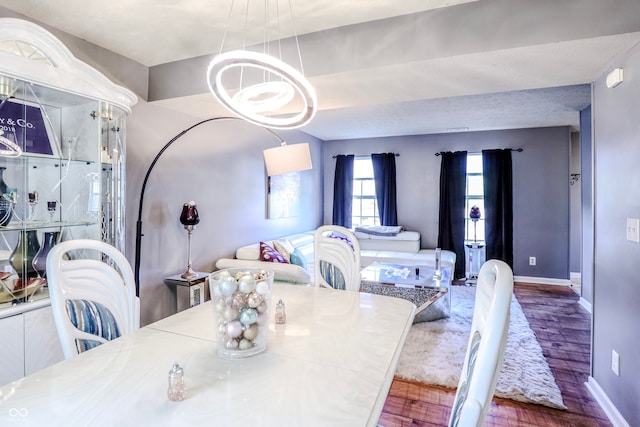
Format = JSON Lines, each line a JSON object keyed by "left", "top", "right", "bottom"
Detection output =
{"left": 0, "top": 166, "right": 11, "bottom": 226}
{"left": 33, "top": 231, "right": 60, "bottom": 278}
{"left": 10, "top": 230, "right": 41, "bottom": 280}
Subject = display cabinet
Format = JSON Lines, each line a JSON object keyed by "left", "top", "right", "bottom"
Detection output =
{"left": 0, "top": 18, "right": 136, "bottom": 384}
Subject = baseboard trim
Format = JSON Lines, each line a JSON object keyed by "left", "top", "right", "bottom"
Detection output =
{"left": 585, "top": 377, "right": 630, "bottom": 427}
{"left": 579, "top": 297, "right": 592, "bottom": 313}
{"left": 514, "top": 276, "right": 571, "bottom": 286}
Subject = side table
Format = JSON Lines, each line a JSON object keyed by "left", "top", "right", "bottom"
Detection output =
{"left": 164, "top": 272, "right": 210, "bottom": 313}
{"left": 465, "top": 243, "right": 486, "bottom": 284}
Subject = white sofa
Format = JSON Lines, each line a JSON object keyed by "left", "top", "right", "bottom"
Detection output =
{"left": 216, "top": 232, "right": 315, "bottom": 283}
{"left": 215, "top": 229, "right": 456, "bottom": 284}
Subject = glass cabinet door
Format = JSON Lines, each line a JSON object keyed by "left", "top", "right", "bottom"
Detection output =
{"left": 0, "top": 76, "right": 109, "bottom": 305}
{"left": 99, "top": 106, "right": 127, "bottom": 251}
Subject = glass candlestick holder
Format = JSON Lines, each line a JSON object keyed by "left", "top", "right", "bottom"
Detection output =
{"left": 47, "top": 200, "right": 57, "bottom": 222}
{"left": 179, "top": 201, "right": 200, "bottom": 280}
{"left": 28, "top": 191, "right": 38, "bottom": 219}
{"left": 432, "top": 248, "right": 442, "bottom": 280}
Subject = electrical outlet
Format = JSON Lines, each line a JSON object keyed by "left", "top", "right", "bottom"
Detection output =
{"left": 612, "top": 350, "right": 620, "bottom": 376}
{"left": 529, "top": 256, "right": 536, "bottom": 266}
{"left": 627, "top": 218, "right": 640, "bottom": 242}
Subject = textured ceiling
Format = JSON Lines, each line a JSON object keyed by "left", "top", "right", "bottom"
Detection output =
{"left": 1, "top": 0, "right": 639, "bottom": 140}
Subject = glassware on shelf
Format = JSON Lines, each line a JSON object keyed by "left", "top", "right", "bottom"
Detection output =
{"left": 47, "top": 200, "right": 57, "bottom": 222}
{"left": 0, "top": 167, "right": 12, "bottom": 226}
{"left": 33, "top": 231, "right": 60, "bottom": 278}
{"left": 10, "top": 229, "right": 41, "bottom": 284}
{"left": 28, "top": 191, "right": 39, "bottom": 220}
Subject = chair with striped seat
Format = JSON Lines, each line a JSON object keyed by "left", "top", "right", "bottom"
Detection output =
{"left": 448, "top": 259, "right": 513, "bottom": 427}
{"left": 46, "top": 239, "right": 140, "bottom": 359}
{"left": 313, "top": 225, "right": 361, "bottom": 291}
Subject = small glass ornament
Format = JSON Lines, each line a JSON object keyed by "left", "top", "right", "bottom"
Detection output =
{"left": 275, "top": 298, "right": 286, "bottom": 324}
{"left": 167, "top": 362, "right": 186, "bottom": 402}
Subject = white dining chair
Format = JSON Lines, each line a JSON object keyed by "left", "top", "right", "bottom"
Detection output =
{"left": 313, "top": 225, "right": 361, "bottom": 291}
{"left": 46, "top": 239, "right": 140, "bottom": 359}
{"left": 448, "top": 259, "right": 514, "bottom": 427}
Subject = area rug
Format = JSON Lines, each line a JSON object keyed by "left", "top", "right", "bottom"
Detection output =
{"left": 395, "top": 285, "right": 566, "bottom": 409}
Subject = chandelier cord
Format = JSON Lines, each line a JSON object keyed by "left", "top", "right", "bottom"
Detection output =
{"left": 219, "top": 0, "right": 235, "bottom": 56}
{"left": 287, "top": 0, "right": 305, "bottom": 76}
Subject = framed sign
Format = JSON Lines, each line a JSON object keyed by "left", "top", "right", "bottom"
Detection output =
{"left": 0, "top": 99, "right": 59, "bottom": 157}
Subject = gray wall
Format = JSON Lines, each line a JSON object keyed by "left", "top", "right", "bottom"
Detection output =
{"left": 322, "top": 127, "right": 571, "bottom": 280}
{"left": 126, "top": 103, "right": 323, "bottom": 325}
{"left": 592, "top": 43, "right": 640, "bottom": 423}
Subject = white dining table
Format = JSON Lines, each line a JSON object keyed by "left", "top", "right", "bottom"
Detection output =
{"left": 0, "top": 282, "right": 415, "bottom": 426}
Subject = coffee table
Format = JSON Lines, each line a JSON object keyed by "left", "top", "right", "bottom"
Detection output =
{"left": 360, "top": 262, "right": 452, "bottom": 322}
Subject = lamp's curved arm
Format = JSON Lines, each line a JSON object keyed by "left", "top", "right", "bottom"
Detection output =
{"left": 134, "top": 116, "right": 286, "bottom": 295}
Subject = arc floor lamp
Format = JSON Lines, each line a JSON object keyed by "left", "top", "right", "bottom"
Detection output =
{"left": 134, "top": 116, "right": 312, "bottom": 295}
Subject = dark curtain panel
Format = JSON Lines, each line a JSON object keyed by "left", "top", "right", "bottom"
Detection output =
{"left": 371, "top": 153, "right": 398, "bottom": 226}
{"left": 437, "top": 151, "right": 467, "bottom": 279}
{"left": 332, "top": 155, "right": 354, "bottom": 228}
{"left": 482, "top": 149, "right": 513, "bottom": 267}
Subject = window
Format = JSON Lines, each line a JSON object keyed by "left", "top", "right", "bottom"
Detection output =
{"left": 352, "top": 157, "right": 379, "bottom": 227}
{"left": 465, "top": 153, "right": 485, "bottom": 242}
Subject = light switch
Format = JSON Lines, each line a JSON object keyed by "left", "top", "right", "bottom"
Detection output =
{"left": 626, "top": 218, "right": 640, "bottom": 242}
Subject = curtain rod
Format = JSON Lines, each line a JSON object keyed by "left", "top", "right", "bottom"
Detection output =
{"left": 332, "top": 153, "right": 400, "bottom": 159}
{"left": 434, "top": 148, "right": 523, "bottom": 156}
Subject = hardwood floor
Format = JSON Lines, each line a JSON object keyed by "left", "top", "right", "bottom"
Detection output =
{"left": 378, "top": 282, "right": 612, "bottom": 426}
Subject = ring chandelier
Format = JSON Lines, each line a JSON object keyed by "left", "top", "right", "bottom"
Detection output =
{"left": 207, "top": 50, "right": 316, "bottom": 129}
{"left": 206, "top": 0, "right": 317, "bottom": 129}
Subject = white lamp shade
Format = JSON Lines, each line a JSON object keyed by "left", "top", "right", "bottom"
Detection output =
{"left": 263, "top": 143, "right": 312, "bottom": 176}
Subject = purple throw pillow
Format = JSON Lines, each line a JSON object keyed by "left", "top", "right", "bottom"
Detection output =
{"left": 327, "top": 232, "right": 354, "bottom": 251}
{"left": 259, "top": 241, "right": 288, "bottom": 263}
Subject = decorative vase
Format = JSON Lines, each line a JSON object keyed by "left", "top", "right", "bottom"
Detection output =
{"left": 179, "top": 201, "right": 200, "bottom": 226}
{"left": 33, "top": 231, "right": 60, "bottom": 278}
{"left": 210, "top": 268, "right": 274, "bottom": 359}
{"left": 10, "top": 230, "right": 41, "bottom": 279}
{"left": 0, "top": 167, "right": 11, "bottom": 226}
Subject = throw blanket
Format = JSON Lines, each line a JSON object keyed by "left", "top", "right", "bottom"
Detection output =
{"left": 354, "top": 225, "right": 404, "bottom": 236}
